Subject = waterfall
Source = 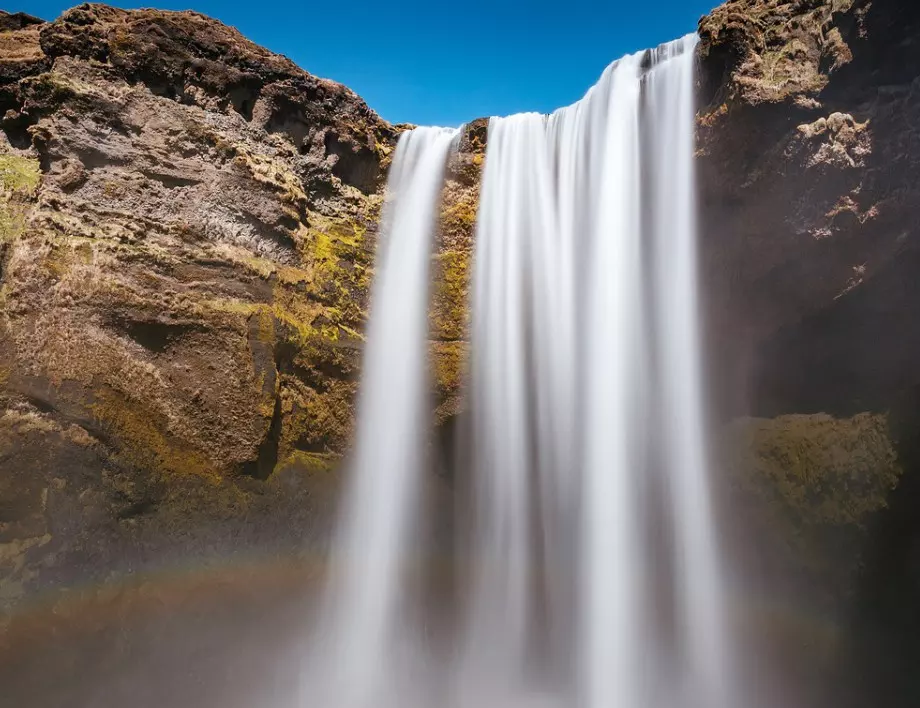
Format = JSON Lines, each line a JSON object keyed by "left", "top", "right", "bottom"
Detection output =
{"left": 462, "top": 33, "right": 731, "bottom": 708}
{"left": 310, "top": 33, "right": 732, "bottom": 708}
{"left": 646, "top": 38, "right": 731, "bottom": 708}
{"left": 307, "top": 125, "right": 459, "bottom": 708}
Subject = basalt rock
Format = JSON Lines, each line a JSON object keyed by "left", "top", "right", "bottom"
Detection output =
{"left": 0, "top": 4, "right": 406, "bottom": 607}
{"left": 697, "top": 0, "right": 920, "bottom": 419}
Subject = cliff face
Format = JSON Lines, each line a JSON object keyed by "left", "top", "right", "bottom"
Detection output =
{"left": 698, "top": 0, "right": 920, "bottom": 419}
{"left": 697, "top": 2, "right": 920, "bottom": 699}
{"left": 0, "top": 4, "right": 404, "bottom": 605}
{"left": 0, "top": 4, "right": 482, "bottom": 607}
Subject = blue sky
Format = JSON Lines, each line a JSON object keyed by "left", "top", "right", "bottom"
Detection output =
{"left": 15, "top": 0, "right": 719, "bottom": 126}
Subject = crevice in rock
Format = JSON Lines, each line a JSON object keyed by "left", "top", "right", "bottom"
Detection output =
{"left": 0, "top": 112, "right": 35, "bottom": 150}
{"left": 116, "top": 498, "right": 157, "bottom": 520}
{"left": 697, "top": 28, "right": 745, "bottom": 112}
{"left": 228, "top": 84, "right": 260, "bottom": 122}
{"left": 323, "top": 129, "right": 379, "bottom": 195}
{"left": 73, "top": 145, "right": 128, "bottom": 171}
{"left": 110, "top": 316, "right": 203, "bottom": 353}
{"left": 243, "top": 392, "right": 282, "bottom": 481}
{"left": 140, "top": 171, "right": 202, "bottom": 189}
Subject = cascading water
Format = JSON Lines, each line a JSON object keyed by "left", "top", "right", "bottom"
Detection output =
{"left": 309, "top": 33, "right": 733, "bottom": 708}
{"left": 305, "top": 125, "right": 459, "bottom": 708}
{"left": 645, "top": 38, "right": 732, "bottom": 708}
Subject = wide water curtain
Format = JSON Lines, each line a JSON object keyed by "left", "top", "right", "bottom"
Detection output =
{"left": 465, "top": 34, "right": 732, "bottom": 708}
{"left": 314, "top": 32, "right": 731, "bottom": 708}
{"left": 311, "top": 126, "right": 458, "bottom": 708}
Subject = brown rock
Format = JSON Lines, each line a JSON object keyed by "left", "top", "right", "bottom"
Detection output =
{"left": 0, "top": 3, "right": 395, "bottom": 607}
{"left": 697, "top": 0, "right": 920, "bottom": 419}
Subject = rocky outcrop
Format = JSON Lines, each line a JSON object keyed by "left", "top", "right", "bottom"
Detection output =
{"left": 0, "top": 3, "right": 486, "bottom": 608}
{"left": 0, "top": 4, "right": 407, "bottom": 607}
{"left": 698, "top": 2, "right": 920, "bottom": 700}
{"left": 697, "top": 0, "right": 920, "bottom": 419}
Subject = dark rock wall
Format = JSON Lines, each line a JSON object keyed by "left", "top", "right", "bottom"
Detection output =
{"left": 699, "top": 1, "right": 920, "bottom": 700}
{"left": 698, "top": 0, "right": 920, "bottom": 419}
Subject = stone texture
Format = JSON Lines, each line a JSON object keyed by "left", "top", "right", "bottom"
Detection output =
{"left": 697, "top": 3, "right": 920, "bottom": 697}
{"left": 697, "top": 0, "right": 920, "bottom": 419}
{"left": 0, "top": 3, "right": 401, "bottom": 607}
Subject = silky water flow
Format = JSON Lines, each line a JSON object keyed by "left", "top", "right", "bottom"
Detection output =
{"left": 304, "top": 34, "right": 733, "bottom": 708}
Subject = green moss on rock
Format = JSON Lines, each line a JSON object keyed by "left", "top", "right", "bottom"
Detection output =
{"left": 723, "top": 412, "right": 902, "bottom": 602}
{"left": 0, "top": 153, "right": 40, "bottom": 245}
{"left": 726, "top": 412, "right": 900, "bottom": 527}
{"left": 0, "top": 155, "right": 40, "bottom": 195}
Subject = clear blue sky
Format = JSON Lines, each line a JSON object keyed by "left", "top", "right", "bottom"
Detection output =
{"left": 15, "top": 0, "right": 719, "bottom": 126}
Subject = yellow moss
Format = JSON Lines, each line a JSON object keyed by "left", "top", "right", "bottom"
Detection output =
{"left": 0, "top": 203, "right": 28, "bottom": 244}
{"left": 255, "top": 307, "right": 275, "bottom": 344}
{"left": 432, "top": 179, "right": 477, "bottom": 342}
{"left": 431, "top": 249, "right": 471, "bottom": 341}
{"left": 727, "top": 412, "right": 901, "bottom": 527}
{"left": 302, "top": 213, "right": 372, "bottom": 334}
{"left": 431, "top": 341, "right": 468, "bottom": 424}
{"left": 286, "top": 379, "right": 356, "bottom": 454}
{"left": 374, "top": 139, "right": 393, "bottom": 164}
{"left": 230, "top": 146, "right": 309, "bottom": 209}
{"left": 90, "top": 389, "right": 221, "bottom": 482}
{"left": 0, "top": 155, "right": 41, "bottom": 196}
{"left": 274, "top": 449, "right": 338, "bottom": 474}
{"left": 441, "top": 195, "right": 478, "bottom": 231}
{"left": 0, "top": 154, "right": 40, "bottom": 245}
{"left": 203, "top": 297, "right": 340, "bottom": 352}
{"left": 432, "top": 341, "right": 466, "bottom": 395}
{"left": 724, "top": 412, "right": 902, "bottom": 594}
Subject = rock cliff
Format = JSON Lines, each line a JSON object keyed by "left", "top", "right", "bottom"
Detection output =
{"left": 697, "top": 2, "right": 920, "bottom": 699}
{"left": 0, "top": 3, "right": 403, "bottom": 605}
{"left": 698, "top": 0, "right": 920, "bottom": 419}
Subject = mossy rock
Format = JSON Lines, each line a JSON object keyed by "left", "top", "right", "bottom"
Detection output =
{"left": 0, "top": 153, "right": 40, "bottom": 245}
{"left": 722, "top": 412, "right": 902, "bottom": 603}
{"left": 0, "top": 155, "right": 41, "bottom": 195}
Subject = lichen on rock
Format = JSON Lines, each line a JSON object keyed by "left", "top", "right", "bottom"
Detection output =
{"left": 0, "top": 3, "right": 398, "bottom": 605}
{"left": 722, "top": 412, "right": 902, "bottom": 607}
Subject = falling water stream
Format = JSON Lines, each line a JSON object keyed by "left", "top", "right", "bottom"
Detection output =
{"left": 309, "top": 34, "right": 732, "bottom": 708}
{"left": 306, "top": 126, "right": 460, "bottom": 708}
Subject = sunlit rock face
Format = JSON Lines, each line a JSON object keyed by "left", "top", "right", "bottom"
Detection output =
{"left": 0, "top": 4, "right": 402, "bottom": 606}
{"left": 0, "top": 4, "right": 486, "bottom": 607}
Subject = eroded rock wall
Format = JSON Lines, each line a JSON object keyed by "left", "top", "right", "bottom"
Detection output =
{"left": 698, "top": 0, "right": 920, "bottom": 418}
{"left": 0, "top": 4, "right": 405, "bottom": 607}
